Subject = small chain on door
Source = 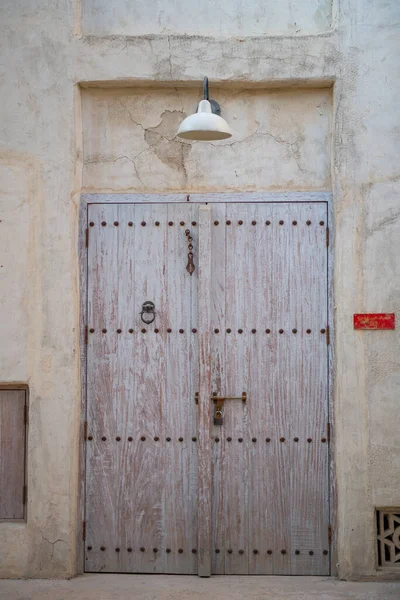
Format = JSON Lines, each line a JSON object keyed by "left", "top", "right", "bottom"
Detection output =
{"left": 185, "top": 228, "right": 195, "bottom": 275}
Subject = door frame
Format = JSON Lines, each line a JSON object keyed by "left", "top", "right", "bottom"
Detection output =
{"left": 77, "top": 191, "right": 335, "bottom": 576}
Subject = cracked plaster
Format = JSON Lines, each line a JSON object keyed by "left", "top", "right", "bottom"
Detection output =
{"left": 40, "top": 530, "right": 66, "bottom": 558}
{"left": 82, "top": 87, "right": 332, "bottom": 192}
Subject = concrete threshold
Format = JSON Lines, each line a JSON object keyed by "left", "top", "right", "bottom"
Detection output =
{"left": 1, "top": 574, "right": 400, "bottom": 600}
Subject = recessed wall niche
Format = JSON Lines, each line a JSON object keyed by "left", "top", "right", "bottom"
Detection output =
{"left": 82, "top": 86, "right": 332, "bottom": 194}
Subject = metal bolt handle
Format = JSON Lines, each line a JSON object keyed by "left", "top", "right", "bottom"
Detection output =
{"left": 212, "top": 392, "right": 247, "bottom": 404}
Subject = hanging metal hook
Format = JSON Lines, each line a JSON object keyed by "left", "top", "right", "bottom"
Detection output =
{"left": 185, "top": 229, "right": 195, "bottom": 275}
{"left": 140, "top": 301, "right": 156, "bottom": 324}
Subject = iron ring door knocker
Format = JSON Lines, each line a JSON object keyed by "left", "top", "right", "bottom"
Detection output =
{"left": 140, "top": 301, "right": 156, "bottom": 325}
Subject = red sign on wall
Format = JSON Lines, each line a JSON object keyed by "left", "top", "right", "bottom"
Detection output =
{"left": 353, "top": 313, "right": 395, "bottom": 330}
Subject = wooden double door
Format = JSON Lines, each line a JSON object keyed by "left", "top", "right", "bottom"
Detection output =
{"left": 84, "top": 199, "right": 330, "bottom": 575}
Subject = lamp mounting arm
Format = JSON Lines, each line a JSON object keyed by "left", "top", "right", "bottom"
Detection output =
{"left": 203, "top": 76, "right": 209, "bottom": 101}
{"left": 200, "top": 76, "right": 221, "bottom": 116}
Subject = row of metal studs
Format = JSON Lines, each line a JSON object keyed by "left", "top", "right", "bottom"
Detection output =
{"left": 87, "top": 546, "right": 196, "bottom": 553}
{"left": 90, "top": 220, "right": 325, "bottom": 227}
{"left": 222, "top": 549, "right": 329, "bottom": 556}
{"left": 87, "top": 436, "right": 196, "bottom": 442}
{"left": 87, "top": 546, "right": 328, "bottom": 556}
{"left": 87, "top": 436, "right": 326, "bottom": 443}
{"left": 219, "top": 436, "right": 327, "bottom": 443}
{"left": 91, "top": 221, "right": 197, "bottom": 227}
{"left": 89, "top": 328, "right": 327, "bottom": 334}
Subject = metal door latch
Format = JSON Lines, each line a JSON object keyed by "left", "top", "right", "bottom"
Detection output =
{"left": 212, "top": 392, "right": 247, "bottom": 404}
{"left": 212, "top": 392, "right": 247, "bottom": 426}
{"left": 194, "top": 392, "right": 247, "bottom": 404}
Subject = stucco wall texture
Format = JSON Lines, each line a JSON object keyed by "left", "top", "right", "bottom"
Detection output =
{"left": 82, "top": 87, "right": 332, "bottom": 192}
{"left": 0, "top": 0, "right": 399, "bottom": 581}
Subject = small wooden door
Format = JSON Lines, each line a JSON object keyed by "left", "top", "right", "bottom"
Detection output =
{"left": 84, "top": 199, "right": 330, "bottom": 575}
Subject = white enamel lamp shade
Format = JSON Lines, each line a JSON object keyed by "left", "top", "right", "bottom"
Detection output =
{"left": 177, "top": 99, "right": 233, "bottom": 141}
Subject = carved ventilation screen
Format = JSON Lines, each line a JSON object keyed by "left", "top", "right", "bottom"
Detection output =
{"left": 377, "top": 509, "right": 400, "bottom": 567}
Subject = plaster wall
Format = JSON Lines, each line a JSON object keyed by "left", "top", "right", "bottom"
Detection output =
{"left": 333, "top": 0, "right": 400, "bottom": 578}
{"left": 0, "top": 0, "right": 399, "bottom": 582}
{"left": 82, "top": 0, "right": 333, "bottom": 37}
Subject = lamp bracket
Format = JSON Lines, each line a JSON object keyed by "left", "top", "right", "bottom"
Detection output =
{"left": 209, "top": 99, "right": 221, "bottom": 115}
{"left": 201, "top": 76, "right": 221, "bottom": 115}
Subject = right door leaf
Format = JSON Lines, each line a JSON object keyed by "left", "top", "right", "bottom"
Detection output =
{"left": 210, "top": 202, "right": 330, "bottom": 575}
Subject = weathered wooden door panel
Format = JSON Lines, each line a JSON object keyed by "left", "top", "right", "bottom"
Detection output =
{"left": 86, "top": 203, "right": 198, "bottom": 573}
{"left": 209, "top": 202, "right": 329, "bottom": 575}
{"left": 85, "top": 199, "right": 329, "bottom": 576}
{"left": 0, "top": 390, "right": 26, "bottom": 520}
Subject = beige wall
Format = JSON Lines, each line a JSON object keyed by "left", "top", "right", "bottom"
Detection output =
{"left": 0, "top": 0, "right": 399, "bottom": 581}
{"left": 334, "top": 0, "right": 400, "bottom": 578}
{"left": 82, "top": 0, "right": 333, "bottom": 36}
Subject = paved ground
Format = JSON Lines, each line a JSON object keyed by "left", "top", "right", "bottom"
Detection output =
{"left": 0, "top": 575, "right": 400, "bottom": 600}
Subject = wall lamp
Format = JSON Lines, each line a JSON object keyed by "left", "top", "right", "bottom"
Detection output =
{"left": 177, "top": 77, "right": 233, "bottom": 141}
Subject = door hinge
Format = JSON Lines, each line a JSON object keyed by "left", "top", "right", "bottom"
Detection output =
{"left": 24, "top": 404, "right": 28, "bottom": 425}
{"left": 327, "top": 422, "right": 331, "bottom": 443}
{"left": 84, "top": 420, "right": 88, "bottom": 441}
{"left": 326, "top": 325, "right": 330, "bottom": 345}
{"left": 326, "top": 226, "right": 329, "bottom": 248}
{"left": 328, "top": 523, "right": 332, "bottom": 545}
{"left": 85, "top": 325, "right": 88, "bottom": 345}
{"left": 85, "top": 228, "right": 89, "bottom": 248}
{"left": 82, "top": 521, "right": 86, "bottom": 541}
{"left": 23, "top": 484, "right": 27, "bottom": 505}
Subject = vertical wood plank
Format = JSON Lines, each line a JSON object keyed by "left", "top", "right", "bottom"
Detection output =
{"left": 260, "top": 203, "right": 288, "bottom": 574}
{"left": 78, "top": 199, "right": 88, "bottom": 573}
{"left": 86, "top": 204, "right": 119, "bottom": 572}
{"left": 327, "top": 198, "right": 336, "bottom": 576}
{"left": 197, "top": 205, "right": 212, "bottom": 577}
{"left": 247, "top": 204, "right": 274, "bottom": 574}
{"left": 188, "top": 205, "right": 199, "bottom": 570}
{"left": 270, "top": 203, "right": 292, "bottom": 574}
{"left": 289, "top": 203, "right": 329, "bottom": 575}
{"left": 210, "top": 203, "right": 226, "bottom": 574}
{"left": 223, "top": 204, "right": 250, "bottom": 575}
{"left": 164, "top": 204, "right": 197, "bottom": 574}
{"left": 131, "top": 203, "right": 167, "bottom": 574}
{"left": 0, "top": 390, "right": 26, "bottom": 520}
{"left": 114, "top": 204, "right": 137, "bottom": 573}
